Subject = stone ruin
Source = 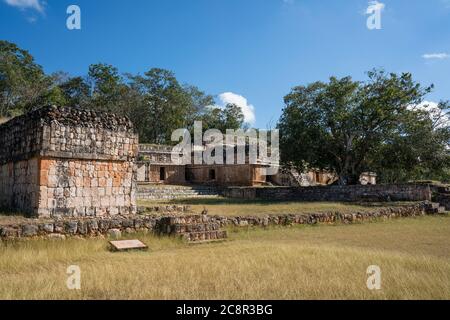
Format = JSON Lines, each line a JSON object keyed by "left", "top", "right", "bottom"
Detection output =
{"left": 0, "top": 106, "right": 138, "bottom": 218}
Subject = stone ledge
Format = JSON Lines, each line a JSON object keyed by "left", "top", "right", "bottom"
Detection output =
{"left": 0, "top": 202, "right": 441, "bottom": 241}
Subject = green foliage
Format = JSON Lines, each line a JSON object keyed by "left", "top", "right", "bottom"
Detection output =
{"left": 0, "top": 41, "right": 246, "bottom": 144}
{"left": 59, "top": 75, "right": 90, "bottom": 107}
{"left": 201, "top": 103, "right": 244, "bottom": 133}
{"left": 278, "top": 70, "right": 450, "bottom": 184}
{"left": 127, "top": 68, "right": 213, "bottom": 144}
{"left": 0, "top": 40, "right": 59, "bottom": 116}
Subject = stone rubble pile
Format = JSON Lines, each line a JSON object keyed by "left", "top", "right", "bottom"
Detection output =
{"left": 156, "top": 215, "right": 228, "bottom": 242}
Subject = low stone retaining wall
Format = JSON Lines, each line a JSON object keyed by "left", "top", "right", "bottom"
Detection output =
{"left": 223, "top": 184, "right": 432, "bottom": 202}
{"left": 0, "top": 215, "right": 159, "bottom": 239}
{"left": 210, "top": 203, "right": 430, "bottom": 227}
{"left": 137, "top": 185, "right": 224, "bottom": 201}
{"left": 0, "top": 203, "right": 437, "bottom": 241}
{"left": 137, "top": 205, "right": 191, "bottom": 214}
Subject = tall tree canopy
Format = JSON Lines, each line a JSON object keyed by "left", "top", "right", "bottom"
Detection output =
{"left": 0, "top": 40, "right": 64, "bottom": 117}
{"left": 127, "top": 68, "right": 215, "bottom": 144}
{"left": 0, "top": 41, "right": 246, "bottom": 144}
{"left": 278, "top": 70, "right": 450, "bottom": 184}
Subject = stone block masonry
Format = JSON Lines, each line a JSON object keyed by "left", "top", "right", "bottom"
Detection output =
{"left": 0, "top": 106, "right": 138, "bottom": 218}
{"left": 223, "top": 184, "right": 432, "bottom": 202}
{"left": 0, "top": 202, "right": 440, "bottom": 241}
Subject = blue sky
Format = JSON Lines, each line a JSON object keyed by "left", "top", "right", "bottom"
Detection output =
{"left": 1, "top": 0, "right": 449, "bottom": 128}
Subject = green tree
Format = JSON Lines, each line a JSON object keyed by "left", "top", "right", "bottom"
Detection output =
{"left": 0, "top": 41, "right": 244, "bottom": 145}
{"left": 201, "top": 103, "right": 244, "bottom": 133}
{"left": 373, "top": 101, "right": 450, "bottom": 183}
{"left": 0, "top": 40, "right": 58, "bottom": 116}
{"left": 128, "top": 68, "right": 215, "bottom": 144}
{"left": 58, "top": 75, "right": 91, "bottom": 107}
{"left": 278, "top": 70, "right": 449, "bottom": 184}
{"left": 87, "top": 63, "right": 131, "bottom": 113}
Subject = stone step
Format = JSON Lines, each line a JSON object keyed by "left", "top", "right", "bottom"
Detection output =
{"left": 170, "top": 223, "right": 221, "bottom": 234}
{"left": 155, "top": 214, "right": 227, "bottom": 243}
{"left": 425, "top": 206, "right": 447, "bottom": 215}
{"left": 182, "top": 230, "right": 228, "bottom": 242}
{"left": 431, "top": 203, "right": 440, "bottom": 209}
{"left": 437, "top": 186, "right": 450, "bottom": 193}
{"left": 159, "top": 215, "right": 210, "bottom": 225}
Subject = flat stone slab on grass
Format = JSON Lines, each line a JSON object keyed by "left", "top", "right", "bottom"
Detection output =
{"left": 109, "top": 240, "right": 148, "bottom": 252}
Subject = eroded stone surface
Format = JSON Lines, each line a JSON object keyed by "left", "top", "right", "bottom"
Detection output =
{"left": 0, "top": 106, "right": 138, "bottom": 218}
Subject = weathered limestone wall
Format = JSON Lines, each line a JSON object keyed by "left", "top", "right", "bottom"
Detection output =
{"left": 0, "top": 158, "right": 40, "bottom": 213}
{"left": 187, "top": 164, "right": 267, "bottom": 186}
{"left": 223, "top": 184, "right": 432, "bottom": 202}
{"left": 137, "top": 144, "right": 186, "bottom": 185}
{"left": 0, "top": 106, "right": 138, "bottom": 217}
{"left": 37, "top": 158, "right": 134, "bottom": 217}
{"left": 136, "top": 162, "right": 186, "bottom": 184}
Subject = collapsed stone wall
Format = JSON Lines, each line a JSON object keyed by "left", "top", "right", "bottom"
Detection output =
{"left": 0, "top": 106, "right": 138, "bottom": 217}
{"left": 0, "top": 202, "right": 433, "bottom": 240}
{"left": 223, "top": 184, "right": 432, "bottom": 202}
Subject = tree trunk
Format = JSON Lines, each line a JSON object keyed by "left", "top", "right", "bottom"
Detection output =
{"left": 338, "top": 171, "right": 361, "bottom": 185}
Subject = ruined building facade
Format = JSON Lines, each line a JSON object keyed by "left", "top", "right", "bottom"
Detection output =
{"left": 136, "top": 144, "right": 377, "bottom": 187}
{"left": 0, "top": 106, "right": 138, "bottom": 218}
{"left": 137, "top": 144, "right": 270, "bottom": 186}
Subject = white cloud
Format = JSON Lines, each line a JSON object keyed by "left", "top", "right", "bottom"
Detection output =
{"left": 213, "top": 92, "right": 256, "bottom": 125}
{"left": 409, "top": 101, "right": 450, "bottom": 129}
{"left": 422, "top": 53, "right": 449, "bottom": 60}
{"left": 4, "top": 0, "right": 44, "bottom": 13}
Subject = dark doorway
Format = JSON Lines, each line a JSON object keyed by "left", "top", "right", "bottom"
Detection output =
{"left": 160, "top": 167, "right": 166, "bottom": 181}
{"left": 209, "top": 169, "right": 216, "bottom": 181}
{"left": 315, "top": 172, "right": 320, "bottom": 183}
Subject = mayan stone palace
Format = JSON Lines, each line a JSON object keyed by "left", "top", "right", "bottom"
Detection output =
{"left": 0, "top": 106, "right": 138, "bottom": 218}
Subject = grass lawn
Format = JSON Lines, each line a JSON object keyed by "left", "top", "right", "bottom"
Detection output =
{"left": 0, "top": 215, "right": 449, "bottom": 300}
{"left": 138, "top": 198, "right": 417, "bottom": 216}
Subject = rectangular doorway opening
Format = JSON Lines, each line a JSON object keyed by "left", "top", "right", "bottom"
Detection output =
{"left": 209, "top": 169, "right": 216, "bottom": 181}
{"left": 160, "top": 167, "right": 166, "bottom": 181}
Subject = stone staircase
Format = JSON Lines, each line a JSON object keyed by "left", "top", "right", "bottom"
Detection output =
{"left": 433, "top": 185, "right": 450, "bottom": 211}
{"left": 156, "top": 215, "right": 227, "bottom": 242}
{"left": 423, "top": 202, "right": 447, "bottom": 215}
{"left": 137, "top": 185, "right": 223, "bottom": 200}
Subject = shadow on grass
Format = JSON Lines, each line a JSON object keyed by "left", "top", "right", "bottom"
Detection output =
{"left": 0, "top": 207, "right": 30, "bottom": 218}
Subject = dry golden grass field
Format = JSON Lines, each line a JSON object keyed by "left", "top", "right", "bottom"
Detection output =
{"left": 0, "top": 215, "right": 449, "bottom": 300}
